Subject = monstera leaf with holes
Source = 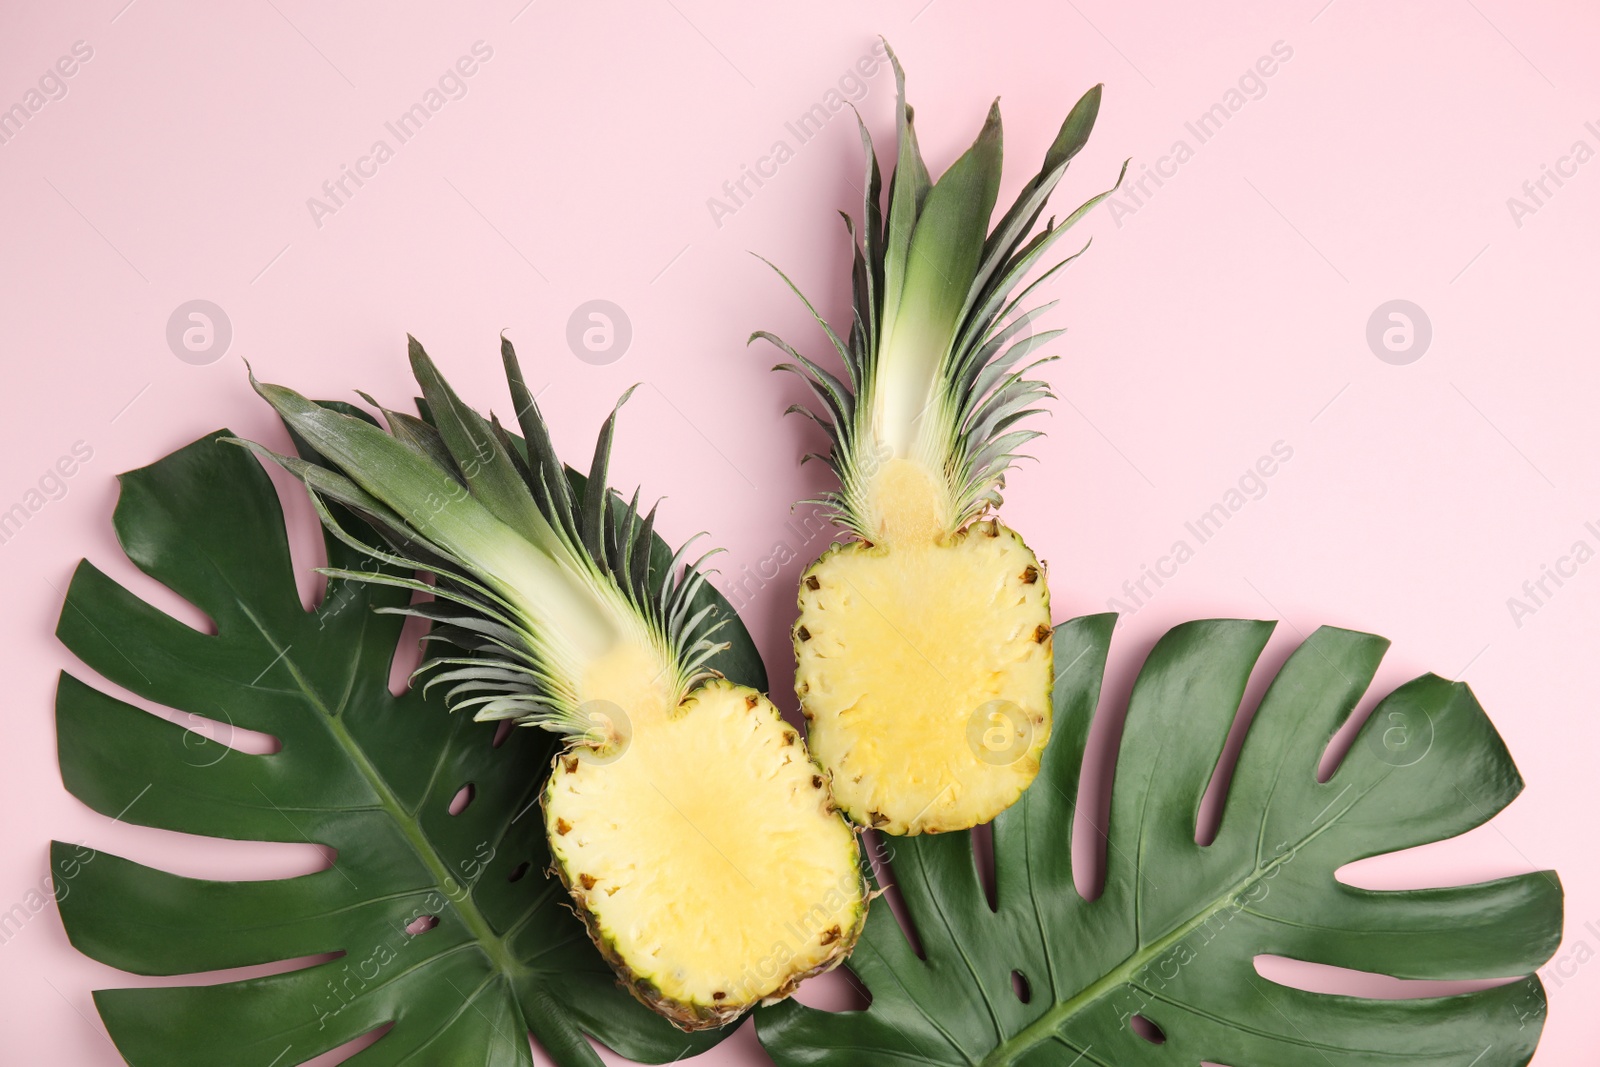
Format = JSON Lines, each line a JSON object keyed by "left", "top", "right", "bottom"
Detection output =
{"left": 759, "top": 614, "right": 1563, "bottom": 1066}
{"left": 53, "top": 426, "right": 762, "bottom": 1066}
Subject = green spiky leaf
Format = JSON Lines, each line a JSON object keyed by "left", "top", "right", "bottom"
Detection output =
{"left": 242, "top": 339, "right": 733, "bottom": 738}
{"left": 53, "top": 429, "right": 760, "bottom": 1066}
{"left": 880, "top": 42, "right": 932, "bottom": 338}
{"left": 761, "top": 48, "right": 1125, "bottom": 539}
{"left": 758, "top": 615, "right": 1562, "bottom": 1066}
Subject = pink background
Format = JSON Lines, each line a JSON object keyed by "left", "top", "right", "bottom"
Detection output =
{"left": 2, "top": 0, "right": 1596, "bottom": 1062}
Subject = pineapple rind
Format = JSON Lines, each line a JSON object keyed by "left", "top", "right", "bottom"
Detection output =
{"left": 794, "top": 521, "right": 1053, "bottom": 835}
{"left": 542, "top": 678, "right": 868, "bottom": 1031}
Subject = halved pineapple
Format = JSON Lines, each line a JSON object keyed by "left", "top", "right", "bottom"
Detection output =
{"left": 546, "top": 679, "right": 865, "bottom": 1027}
{"left": 796, "top": 522, "right": 1051, "bottom": 835}
{"left": 239, "top": 336, "right": 864, "bottom": 1029}
{"left": 758, "top": 46, "right": 1123, "bottom": 834}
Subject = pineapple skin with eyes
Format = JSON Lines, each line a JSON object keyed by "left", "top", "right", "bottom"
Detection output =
{"left": 793, "top": 520, "right": 1054, "bottom": 836}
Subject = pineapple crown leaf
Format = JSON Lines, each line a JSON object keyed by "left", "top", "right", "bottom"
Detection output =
{"left": 757, "top": 49, "right": 1124, "bottom": 538}
{"left": 236, "top": 337, "right": 731, "bottom": 739}
{"left": 226, "top": 441, "right": 581, "bottom": 726}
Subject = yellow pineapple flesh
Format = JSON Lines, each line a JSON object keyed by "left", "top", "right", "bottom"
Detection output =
{"left": 544, "top": 675, "right": 867, "bottom": 1029}
{"left": 794, "top": 517, "right": 1052, "bottom": 836}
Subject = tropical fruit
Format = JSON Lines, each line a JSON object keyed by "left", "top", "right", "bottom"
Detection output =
{"left": 758, "top": 47, "right": 1123, "bottom": 835}
{"left": 237, "top": 337, "right": 866, "bottom": 1029}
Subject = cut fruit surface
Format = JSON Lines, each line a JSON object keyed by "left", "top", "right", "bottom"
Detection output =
{"left": 757, "top": 46, "right": 1118, "bottom": 835}
{"left": 545, "top": 678, "right": 866, "bottom": 1028}
{"left": 795, "top": 521, "right": 1052, "bottom": 835}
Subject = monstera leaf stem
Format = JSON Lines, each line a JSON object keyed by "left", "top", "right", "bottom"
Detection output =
{"left": 984, "top": 837, "right": 1319, "bottom": 1065}
{"left": 299, "top": 658, "right": 528, "bottom": 980}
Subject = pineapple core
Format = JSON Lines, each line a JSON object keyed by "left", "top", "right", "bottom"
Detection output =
{"left": 795, "top": 519, "right": 1053, "bottom": 835}
{"left": 866, "top": 456, "right": 950, "bottom": 547}
{"left": 544, "top": 675, "right": 864, "bottom": 1024}
{"left": 573, "top": 636, "right": 678, "bottom": 754}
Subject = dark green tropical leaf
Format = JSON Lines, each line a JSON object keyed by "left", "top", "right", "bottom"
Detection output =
{"left": 759, "top": 614, "right": 1562, "bottom": 1066}
{"left": 53, "top": 429, "right": 760, "bottom": 1066}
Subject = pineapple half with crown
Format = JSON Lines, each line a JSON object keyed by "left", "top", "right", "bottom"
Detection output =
{"left": 234, "top": 336, "right": 866, "bottom": 1030}
{"left": 756, "top": 46, "right": 1125, "bottom": 836}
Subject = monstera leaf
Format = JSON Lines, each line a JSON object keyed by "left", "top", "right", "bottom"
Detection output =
{"left": 53, "top": 428, "right": 762, "bottom": 1065}
{"left": 759, "top": 614, "right": 1563, "bottom": 1066}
